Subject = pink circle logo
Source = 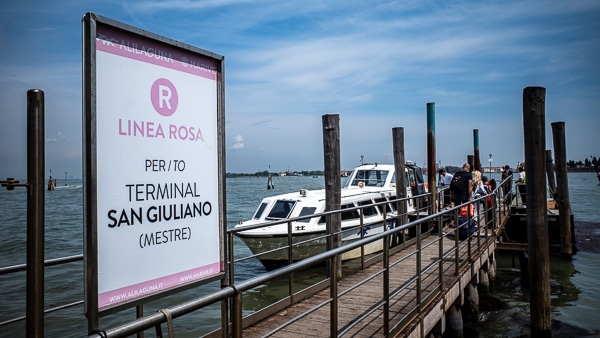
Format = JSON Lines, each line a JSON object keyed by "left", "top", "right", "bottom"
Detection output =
{"left": 150, "top": 78, "right": 178, "bottom": 117}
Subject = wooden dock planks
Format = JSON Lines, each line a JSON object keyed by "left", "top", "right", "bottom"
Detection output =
{"left": 242, "top": 209, "right": 510, "bottom": 337}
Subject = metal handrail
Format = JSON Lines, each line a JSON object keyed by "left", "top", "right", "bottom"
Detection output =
{"left": 1, "top": 188, "right": 502, "bottom": 337}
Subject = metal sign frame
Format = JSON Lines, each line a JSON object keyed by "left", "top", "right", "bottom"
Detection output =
{"left": 82, "top": 12, "right": 226, "bottom": 331}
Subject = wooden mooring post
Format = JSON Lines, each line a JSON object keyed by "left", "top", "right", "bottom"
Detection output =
{"left": 473, "top": 129, "right": 481, "bottom": 172}
{"left": 522, "top": 86, "right": 551, "bottom": 337}
{"left": 427, "top": 103, "right": 437, "bottom": 214}
{"left": 551, "top": 122, "right": 573, "bottom": 258}
{"left": 392, "top": 127, "right": 408, "bottom": 246}
{"left": 322, "top": 114, "right": 342, "bottom": 278}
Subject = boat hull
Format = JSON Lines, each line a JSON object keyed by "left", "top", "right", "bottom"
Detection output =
{"left": 237, "top": 219, "right": 396, "bottom": 270}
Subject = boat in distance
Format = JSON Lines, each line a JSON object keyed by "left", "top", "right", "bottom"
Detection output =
{"left": 234, "top": 162, "right": 427, "bottom": 270}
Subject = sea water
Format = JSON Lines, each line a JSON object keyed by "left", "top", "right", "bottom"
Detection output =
{"left": 0, "top": 173, "right": 598, "bottom": 337}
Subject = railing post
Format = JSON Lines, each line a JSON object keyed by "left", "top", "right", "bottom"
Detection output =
{"left": 232, "top": 292, "right": 243, "bottom": 337}
{"left": 26, "top": 89, "right": 45, "bottom": 338}
{"left": 330, "top": 255, "right": 339, "bottom": 337}
{"left": 416, "top": 223, "right": 422, "bottom": 312}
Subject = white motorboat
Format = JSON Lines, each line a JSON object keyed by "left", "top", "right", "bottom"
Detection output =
{"left": 234, "top": 162, "right": 427, "bottom": 270}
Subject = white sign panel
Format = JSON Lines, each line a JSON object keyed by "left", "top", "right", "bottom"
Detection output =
{"left": 93, "top": 22, "right": 223, "bottom": 311}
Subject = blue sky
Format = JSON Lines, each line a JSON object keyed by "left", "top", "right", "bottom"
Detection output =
{"left": 1, "top": 0, "right": 599, "bottom": 178}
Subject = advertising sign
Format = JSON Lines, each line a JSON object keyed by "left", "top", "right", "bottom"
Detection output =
{"left": 83, "top": 14, "right": 225, "bottom": 315}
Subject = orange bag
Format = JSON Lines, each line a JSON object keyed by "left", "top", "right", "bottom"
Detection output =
{"left": 459, "top": 204, "right": 475, "bottom": 218}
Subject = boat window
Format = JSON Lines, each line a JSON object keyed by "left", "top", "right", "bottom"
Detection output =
{"left": 406, "top": 168, "right": 417, "bottom": 187}
{"left": 357, "top": 200, "right": 377, "bottom": 217}
{"left": 297, "top": 207, "right": 317, "bottom": 223}
{"left": 351, "top": 170, "right": 389, "bottom": 187}
{"left": 266, "top": 200, "right": 296, "bottom": 220}
{"left": 341, "top": 203, "right": 360, "bottom": 221}
{"left": 413, "top": 167, "right": 425, "bottom": 184}
{"left": 253, "top": 202, "right": 268, "bottom": 220}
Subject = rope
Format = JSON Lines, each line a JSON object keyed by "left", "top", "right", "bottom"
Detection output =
{"left": 157, "top": 308, "right": 174, "bottom": 338}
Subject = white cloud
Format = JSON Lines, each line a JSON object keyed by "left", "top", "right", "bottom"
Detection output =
{"left": 231, "top": 135, "right": 245, "bottom": 150}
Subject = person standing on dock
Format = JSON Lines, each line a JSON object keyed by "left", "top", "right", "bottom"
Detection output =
{"left": 501, "top": 165, "right": 513, "bottom": 202}
{"left": 439, "top": 168, "right": 453, "bottom": 207}
{"left": 517, "top": 165, "right": 526, "bottom": 184}
{"left": 449, "top": 163, "right": 472, "bottom": 206}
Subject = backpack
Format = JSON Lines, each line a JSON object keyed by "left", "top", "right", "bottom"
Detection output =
{"left": 459, "top": 204, "right": 475, "bottom": 218}
{"left": 449, "top": 171, "right": 467, "bottom": 193}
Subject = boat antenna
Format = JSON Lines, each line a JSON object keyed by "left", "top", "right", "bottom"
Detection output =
{"left": 360, "top": 155, "right": 364, "bottom": 165}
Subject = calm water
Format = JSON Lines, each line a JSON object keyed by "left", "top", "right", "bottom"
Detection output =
{"left": 0, "top": 173, "right": 598, "bottom": 337}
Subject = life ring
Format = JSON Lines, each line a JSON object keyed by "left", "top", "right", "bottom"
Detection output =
{"left": 358, "top": 181, "right": 365, "bottom": 188}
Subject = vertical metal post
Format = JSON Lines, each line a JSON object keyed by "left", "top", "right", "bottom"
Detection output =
{"left": 26, "top": 89, "right": 45, "bottom": 338}
{"left": 232, "top": 292, "right": 242, "bottom": 337}
{"left": 136, "top": 306, "right": 144, "bottom": 338}
{"left": 426, "top": 103, "right": 437, "bottom": 214}
{"left": 523, "top": 86, "right": 551, "bottom": 337}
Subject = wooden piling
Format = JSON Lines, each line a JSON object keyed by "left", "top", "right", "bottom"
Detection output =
{"left": 322, "top": 114, "right": 342, "bottom": 277}
{"left": 545, "top": 150, "right": 557, "bottom": 201}
{"left": 393, "top": 128, "right": 408, "bottom": 224}
{"left": 427, "top": 103, "right": 437, "bottom": 214}
{"left": 473, "top": 129, "right": 481, "bottom": 172}
{"left": 551, "top": 122, "right": 573, "bottom": 258}
{"left": 522, "top": 86, "right": 551, "bottom": 337}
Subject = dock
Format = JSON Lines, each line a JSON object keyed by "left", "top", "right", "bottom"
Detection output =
{"left": 239, "top": 206, "right": 511, "bottom": 337}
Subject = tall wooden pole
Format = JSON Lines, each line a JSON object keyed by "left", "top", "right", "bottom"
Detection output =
{"left": 26, "top": 89, "right": 45, "bottom": 338}
{"left": 427, "top": 103, "right": 437, "bottom": 214}
{"left": 392, "top": 127, "right": 407, "bottom": 226}
{"left": 322, "top": 114, "right": 342, "bottom": 277}
{"left": 473, "top": 129, "right": 481, "bottom": 172}
{"left": 551, "top": 122, "right": 573, "bottom": 258}
{"left": 522, "top": 86, "right": 551, "bottom": 337}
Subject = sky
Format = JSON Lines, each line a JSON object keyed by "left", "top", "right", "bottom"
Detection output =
{"left": 1, "top": 0, "right": 599, "bottom": 178}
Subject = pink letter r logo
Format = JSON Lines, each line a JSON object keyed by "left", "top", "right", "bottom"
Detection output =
{"left": 151, "top": 78, "right": 178, "bottom": 117}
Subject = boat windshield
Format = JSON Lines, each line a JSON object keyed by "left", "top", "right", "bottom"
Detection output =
{"left": 349, "top": 169, "right": 389, "bottom": 187}
{"left": 297, "top": 207, "right": 317, "bottom": 223}
{"left": 253, "top": 202, "right": 268, "bottom": 220}
{"left": 266, "top": 200, "right": 296, "bottom": 220}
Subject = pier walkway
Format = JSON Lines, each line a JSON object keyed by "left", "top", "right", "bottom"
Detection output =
{"left": 238, "top": 202, "right": 511, "bottom": 337}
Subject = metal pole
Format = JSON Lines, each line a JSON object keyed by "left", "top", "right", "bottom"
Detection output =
{"left": 26, "top": 89, "right": 45, "bottom": 338}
